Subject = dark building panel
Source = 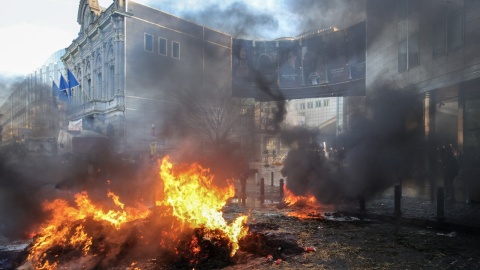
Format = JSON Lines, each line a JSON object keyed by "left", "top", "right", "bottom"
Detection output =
{"left": 232, "top": 39, "right": 255, "bottom": 88}
{"left": 232, "top": 21, "right": 366, "bottom": 100}
{"left": 233, "top": 78, "right": 365, "bottom": 101}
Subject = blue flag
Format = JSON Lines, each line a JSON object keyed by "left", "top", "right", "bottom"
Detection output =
{"left": 52, "top": 80, "right": 59, "bottom": 96}
{"left": 59, "top": 74, "right": 68, "bottom": 90}
{"left": 52, "top": 80, "right": 59, "bottom": 107}
{"left": 67, "top": 69, "right": 80, "bottom": 88}
{"left": 59, "top": 74, "right": 70, "bottom": 102}
{"left": 59, "top": 90, "right": 69, "bottom": 102}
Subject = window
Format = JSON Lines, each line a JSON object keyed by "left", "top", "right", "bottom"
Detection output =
{"left": 172, "top": 41, "right": 180, "bottom": 59}
{"left": 433, "top": 20, "right": 447, "bottom": 56}
{"left": 398, "top": 39, "right": 408, "bottom": 72}
{"left": 109, "top": 66, "right": 115, "bottom": 98}
{"left": 398, "top": 0, "right": 420, "bottom": 72}
{"left": 300, "top": 103, "right": 306, "bottom": 110}
{"left": 307, "top": 101, "right": 313, "bottom": 109}
{"left": 433, "top": 0, "right": 464, "bottom": 57}
{"left": 96, "top": 54, "right": 102, "bottom": 99}
{"left": 315, "top": 100, "right": 321, "bottom": 108}
{"left": 87, "top": 79, "right": 91, "bottom": 99}
{"left": 76, "top": 70, "right": 82, "bottom": 103}
{"left": 144, "top": 33, "right": 153, "bottom": 52}
{"left": 323, "top": 99, "right": 329, "bottom": 107}
{"left": 97, "top": 73, "right": 102, "bottom": 99}
{"left": 158, "top": 37, "right": 167, "bottom": 56}
{"left": 78, "top": 84, "right": 82, "bottom": 103}
{"left": 408, "top": 33, "right": 419, "bottom": 67}
{"left": 447, "top": 4, "right": 464, "bottom": 51}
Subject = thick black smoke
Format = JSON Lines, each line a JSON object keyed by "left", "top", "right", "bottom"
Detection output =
{"left": 0, "top": 142, "right": 160, "bottom": 241}
{"left": 281, "top": 82, "right": 424, "bottom": 205}
{"left": 0, "top": 154, "right": 44, "bottom": 239}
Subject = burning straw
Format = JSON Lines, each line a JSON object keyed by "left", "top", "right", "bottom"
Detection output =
{"left": 18, "top": 156, "right": 249, "bottom": 269}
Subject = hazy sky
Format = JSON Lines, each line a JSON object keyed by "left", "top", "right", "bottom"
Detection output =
{"left": 0, "top": 0, "right": 364, "bottom": 76}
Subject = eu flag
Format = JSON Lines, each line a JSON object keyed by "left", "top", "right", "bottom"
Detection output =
{"left": 52, "top": 80, "right": 59, "bottom": 107}
{"left": 67, "top": 69, "right": 80, "bottom": 88}
{"left": 51, "top": 80, "right": 59, "bottom": 96}
{"left": 59, "top": 75, "right": 70, "bottom": 102}
{"left": 59, "top": 74, "right": 69, "bottom": 90}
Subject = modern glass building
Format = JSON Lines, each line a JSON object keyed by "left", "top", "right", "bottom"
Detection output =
{"left": 0, "top": 49, "right": 66, "bottom": 146}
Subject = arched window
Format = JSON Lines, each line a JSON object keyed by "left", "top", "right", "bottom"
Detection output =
{"left": 85, "top": 61, "right": 91, "bottom": 99}
{"left": 76, "top": 68, "right": 83, "bottom": 103}
{"left": 107, "top": 46, "right": 115, "bottom": 99}
{"left": 95, "top": 54, "right": 102, "bottom": 100}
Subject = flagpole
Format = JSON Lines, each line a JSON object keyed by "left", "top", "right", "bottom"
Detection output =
{"left": 67, "top": 68, "right": 81, "bottom": 103}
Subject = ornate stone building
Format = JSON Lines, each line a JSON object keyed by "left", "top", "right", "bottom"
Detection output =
{"left": 62, "top": 0, "right": 232, "bottom": 156}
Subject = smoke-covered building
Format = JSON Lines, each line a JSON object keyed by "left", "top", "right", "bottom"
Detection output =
{"left": 231, "top": 22, "right": 367, "bottom": 159}
{"left": 366, "top": 0, "right": 480, "bottom": 199}
{"left": 61, "top": 0, "right": 231, "bottom": 156}
{"left": 0, "top": 49, "right": 65, "bottom": 148}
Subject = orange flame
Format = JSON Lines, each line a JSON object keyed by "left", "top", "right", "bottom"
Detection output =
{"left": 25, "top": 156, "right": 248, "bottom": 269}
{"left": 26, "top": 191, "right": 151, "bottom": 269}
{"left": 283, "top": 185, "right": 317, "bottom": 206}
{"left": 156, "top": 156, "right": 248, "bottom": 256}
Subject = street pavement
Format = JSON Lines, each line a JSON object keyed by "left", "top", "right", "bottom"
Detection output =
{"left": 239, "top": 162, "right": 480, "bottom": 233}
{"left": 2, "top": 161, "right": 479, "bottom": 269}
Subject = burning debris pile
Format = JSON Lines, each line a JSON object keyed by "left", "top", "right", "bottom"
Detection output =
{"left": 239, "top": 222, "right": 304, "bottom": 260}
{"left": 15, "top": 157, "right": 251, "bottom": 270}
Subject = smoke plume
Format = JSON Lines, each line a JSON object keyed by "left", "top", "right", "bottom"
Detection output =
{"left": 281, "top": 82, "right": 424, "bottom": 204}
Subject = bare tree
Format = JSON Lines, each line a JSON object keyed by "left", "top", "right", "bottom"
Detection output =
{"left": 170, "top": 86, "right": 250, "bottom": 146}
{"left": 165, "top": 86, "right": 255, "bottom": 182}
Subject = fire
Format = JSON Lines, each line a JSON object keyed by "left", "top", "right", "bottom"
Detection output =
{"left": 26, "top": 191, "right": 151, "bottom": 269}
{"left": 156, "top": 157, "right": 248, "bottom": 256}
{"left": 283, "top": 185, "right": 317, "bottom": 206}
{"left": 282, "top": 185, "right": 331, "bottom": 220}
{"left": 24, "top": 156, "right": 248, "bottom": 269}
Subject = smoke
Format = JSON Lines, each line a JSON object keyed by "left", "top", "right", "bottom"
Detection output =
{"left": 0, "top": 0, "right": 371, "bottom": 241}
{"left": 0, "top": 139, "right": 159, "bottom": 240}
{"left": 281, "top": 82, "right": 424, "bottom": 205}
{"left": 284, "top": 0, "right": 366, "bottom": 33}
{"left": 181, "top": 2, "right": 279, "bottom": 39}
{"left": 151, "top": 0, "right": 365, "bottom": 40}
{"left": 0, "top": 151, "right": 62, "bottom": 239}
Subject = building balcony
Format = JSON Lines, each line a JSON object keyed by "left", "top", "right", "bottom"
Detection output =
{"left": 68, "top": 95, "right": 125, "bottom": 118}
